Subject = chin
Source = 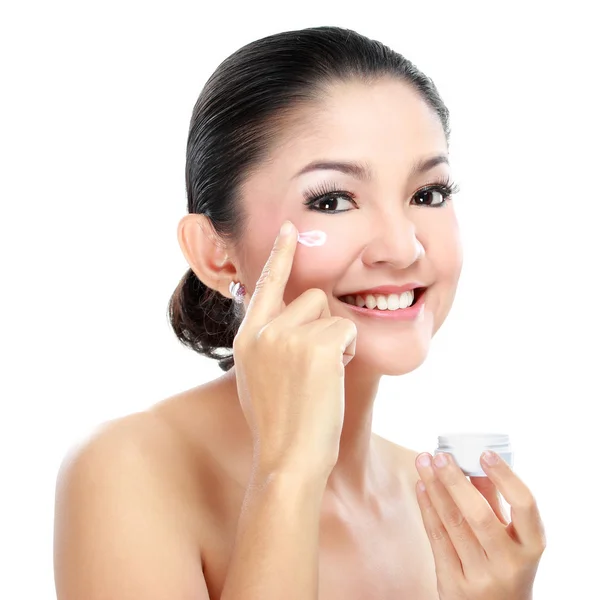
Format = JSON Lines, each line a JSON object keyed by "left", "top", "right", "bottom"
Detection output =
{"left": 381, "top": 354, "right": 428, "bottom": 376}
{"left": 352, "top": 333, "right": 432, "bottom": 376}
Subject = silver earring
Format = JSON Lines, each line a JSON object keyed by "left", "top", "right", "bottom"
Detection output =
{"left": 229, "top": 280, "right": 246, "bottom": 303}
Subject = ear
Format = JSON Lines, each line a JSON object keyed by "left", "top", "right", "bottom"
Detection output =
{"left": 177, "top": 214, "right": 239, "bottom": 299}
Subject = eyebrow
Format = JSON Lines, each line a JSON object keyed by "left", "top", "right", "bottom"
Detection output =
{"left": 292, "top": 154, "right": 449, "bottom": 181}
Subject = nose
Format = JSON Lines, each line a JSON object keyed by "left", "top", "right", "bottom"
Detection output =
{"left": 360, "top": 212, "right": 424, "bottom": 269}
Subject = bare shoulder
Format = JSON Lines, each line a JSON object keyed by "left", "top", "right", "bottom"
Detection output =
{"left": 54, "top": 410, "right": 211, "bottom": 600}
{"left": 57, "top": 409, "right": 201, "bottom": 501}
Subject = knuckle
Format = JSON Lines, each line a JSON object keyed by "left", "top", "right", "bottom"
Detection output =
{"left": 304, "top": 287, "right": 329, "bottom": 305}
{"left": 429, "top": 526, "right": 448, "bottom": 542}
{"left": 284, "top": 331, "right": 308, "bottom": 354}
{"left": 255, "top": 323, "right": 280, "bottom": 348}
{"left": 445, "top": 507, "right": 465, "bottom": 529}
{"left": 471, "top": 510, "right": 495, "bottom": 531}
{"left": 497, "top": 557, "right": 533, "bottom": 584}
{"left": 500, "top": 558, "right": 520, "bottom": 578}
{"left": 232, "top": 332, "right": 248, "bottom": 353}
{"left": 516, "top": 493, "right": 538, "bottom": 513}
{"left": 528, "top": 537, "right": 547, "bottom": 560}
{"left": 534, "top": 542, "right": 547, "bottom": 558}
{"left": 255, "top": 266, "right": 277, "bottom": 290}
{"left": 468, "top": 574, "right": 495, "bottom": 597}
{"left": 342, "top": 318, "right": 357, "bottom": 335}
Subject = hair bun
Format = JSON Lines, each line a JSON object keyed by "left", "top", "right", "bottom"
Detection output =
{"left": 168, "top": 269, "right": 241, "bottom": 371}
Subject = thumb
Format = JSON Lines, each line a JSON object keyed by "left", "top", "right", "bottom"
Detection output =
{"left": 470, "top": 476, "right": 510, "bottom": 525}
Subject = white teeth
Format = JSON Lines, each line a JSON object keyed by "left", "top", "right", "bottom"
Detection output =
{"left": 342, "top": 290, "right": 417, "bottom": 311}
{"left": 398, "top": 291, "right": 412, "bottom": 309}
{"left": 386, "top": 294, "right": 400, "bottom": 310}
{"left": 365, "top": 295, "right": 377, "bottom": 309}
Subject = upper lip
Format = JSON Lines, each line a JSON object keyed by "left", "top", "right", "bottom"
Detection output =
{"left": 338, "top": 283, "right": 426, "bottom": 297}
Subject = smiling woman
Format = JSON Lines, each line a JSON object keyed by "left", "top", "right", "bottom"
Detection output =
{"left": 54, "top": 25, "right": 546, "bottom": 600}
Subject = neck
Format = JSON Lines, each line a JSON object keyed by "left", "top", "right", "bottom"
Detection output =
{"left": 224, "top": 362, "right": 384, "bottom": 500}
{"left": 325, "top": 362, "right": 384, "bottom": 502}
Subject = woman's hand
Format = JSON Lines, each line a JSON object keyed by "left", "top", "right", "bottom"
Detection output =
{"left": 415, "top": 450, "right": 546, "bottom": 600}
{"left": 233, "top": 221, "right": 357, "bottom": 480}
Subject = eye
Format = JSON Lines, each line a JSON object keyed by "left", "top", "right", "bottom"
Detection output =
{"left": 308, "top": 193, "right": 355, "bottom": 213}
{"left": 412, "top": 187, "right": 446, "bottom": 207}
{"left": 302, "top": 182, "right": 357, "bottom": 214}
{"left": 411, "top": 179, "right": 460, "bottom": 208}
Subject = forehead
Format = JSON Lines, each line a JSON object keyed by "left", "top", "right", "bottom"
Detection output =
{"left": 270, "top": 78, "right": 448, "bottom": 176}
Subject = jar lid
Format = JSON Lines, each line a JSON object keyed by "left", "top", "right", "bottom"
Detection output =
{"left": 434, "top": 432, "right": 513, "bottom": 477}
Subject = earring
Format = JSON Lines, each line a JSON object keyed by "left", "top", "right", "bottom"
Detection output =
{"left": 229, "top": 280, "right": 246, "bottom": 303}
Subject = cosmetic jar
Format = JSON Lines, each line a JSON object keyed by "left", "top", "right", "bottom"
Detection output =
{"left": 434, "top": 433, "right": 513, "bottom": 477}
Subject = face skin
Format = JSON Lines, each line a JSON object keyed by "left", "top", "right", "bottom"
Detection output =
{"left": 235, "top": 78, "right": 462, "bottom": 377}
{"left": 179, "top": 77, "right": 463, "bottom": 500}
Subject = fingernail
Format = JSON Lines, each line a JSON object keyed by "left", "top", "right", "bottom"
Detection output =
{"left": 482, "top": 450, "right": 499, "bottom": 465}
{"left": 280, "top": 220, "right": 294, "bottom": 236}
{"left": 417, "top": 453, "right": 431, "bottom": 468}
{"left": 434, "top": 453, "right": 448, "bottom": 468}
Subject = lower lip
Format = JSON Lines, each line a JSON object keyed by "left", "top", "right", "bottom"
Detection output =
{"left": 337, "top": 290, "right": 427, "bottom": 321}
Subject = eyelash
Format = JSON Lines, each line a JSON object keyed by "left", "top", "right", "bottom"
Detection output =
{"left": 302, "top": 175, "right": 461, "bottom": 214}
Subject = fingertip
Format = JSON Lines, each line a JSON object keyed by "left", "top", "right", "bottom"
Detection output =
{"left": 416, "top": 480, "right": 431, "bottom": 508}
{"left": 279, "top": 220, "right": 296, "bottom": 238}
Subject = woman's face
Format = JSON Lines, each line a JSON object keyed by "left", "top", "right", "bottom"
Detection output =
{"left": 236, "top": 78, "right": 462, "bottom": 376}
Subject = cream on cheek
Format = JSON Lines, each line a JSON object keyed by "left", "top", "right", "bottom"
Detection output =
{"left": 297, "top": 230, "right": 327, "bottom": 246}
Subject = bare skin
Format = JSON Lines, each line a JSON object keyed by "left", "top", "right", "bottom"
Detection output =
{"left": 152, "top": 371, "right": 439, "bottom": 599}
{"left": 55, "top": 80, "right": 458, "bottom": 599}
{"left": 53, "top": 372, "right": 438, "bottom": 599}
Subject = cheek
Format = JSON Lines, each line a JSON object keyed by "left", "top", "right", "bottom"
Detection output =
{"left": 240, "top": 219, "right": 350, "bottom": 299}
{"left": 285, "top": 243, "right": 349, "bottom": 300}
{"left": 426, "top": 214, "right": 463, "bottom": 282}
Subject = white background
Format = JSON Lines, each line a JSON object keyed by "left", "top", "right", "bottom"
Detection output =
{"left": 1, "top": 1, "right": 598, "bottom": 598}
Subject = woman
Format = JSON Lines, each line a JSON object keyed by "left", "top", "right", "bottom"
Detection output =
{"left": 54, "top": 26, "right": 546, "bottom": 600}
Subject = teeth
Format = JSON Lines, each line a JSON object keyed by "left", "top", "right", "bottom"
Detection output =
{"left": 387, "top": 294, "right": 401, "bottom": 310}
{"left": 342, "top": 290, "right": 416, "bottom": 311}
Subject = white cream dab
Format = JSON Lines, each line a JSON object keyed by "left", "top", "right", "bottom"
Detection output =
{"left": 297, "top": 230, "right": 327, "bottom": 247}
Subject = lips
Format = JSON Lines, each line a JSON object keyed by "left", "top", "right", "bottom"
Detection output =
{"left": 335, "top": 286, "right": 428, "bottom": 320}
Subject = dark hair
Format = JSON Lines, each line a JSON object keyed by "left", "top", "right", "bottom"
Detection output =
{"left": 168, "top": 25, "right": 452, "bottom": 371}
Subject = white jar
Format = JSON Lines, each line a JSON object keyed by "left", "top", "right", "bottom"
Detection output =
{"left": 434, "top": 433, "right": 513, "bottom": 477}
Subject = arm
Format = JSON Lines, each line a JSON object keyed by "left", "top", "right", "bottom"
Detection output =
{"left": 54, "top": 417, "right": 211, "bottom": 600}
{"left": 220, "top": 468, "right": 327, "bottom": 600}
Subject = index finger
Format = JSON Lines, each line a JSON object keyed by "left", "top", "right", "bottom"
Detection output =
{"left": 244, "top": 220, "right": 298, "bottom": 328}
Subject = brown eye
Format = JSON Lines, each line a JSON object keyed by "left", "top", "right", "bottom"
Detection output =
{"left": 307, "top": 193, "right": 355, "bottom": 213}
{"left": 412, "top": 187, "right": 447, "bottom": 207}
